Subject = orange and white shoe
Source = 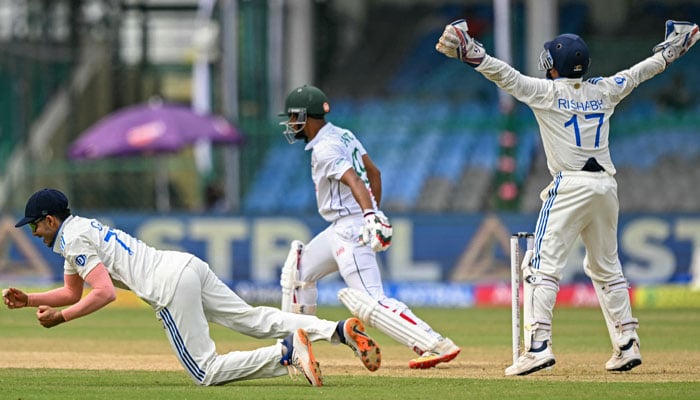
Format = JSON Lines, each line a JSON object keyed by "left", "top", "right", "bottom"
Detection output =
{"left": 408, "top": 338, "right": 461, "bottom": 369}
{"left": 280, "top": 329, "right": 323, "bottom": 386}
{"left": 341, "top": 317, "right": 382, "bottom": 372}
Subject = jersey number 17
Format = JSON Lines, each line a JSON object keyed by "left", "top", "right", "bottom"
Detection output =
{"left": 564, "top": 113, "right": 604, "bottom": 148}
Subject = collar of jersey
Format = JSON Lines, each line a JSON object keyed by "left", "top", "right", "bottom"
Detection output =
{"left": 554, "top": 77, "right": 584, "bottom": 82}
{"left": 304, "top": 122, "right": 333, "bottom": 151}
{"left": 52, "top": 214, "right": 75, "bottom": 254}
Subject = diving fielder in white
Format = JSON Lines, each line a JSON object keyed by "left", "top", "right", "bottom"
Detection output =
{"left": 279, "top": 85, "right": 461, "bottom": 369}
{"left": 4, "top": 188, "right": 381, "bottom": 387}
{"left": 436, "top": 19, "right": 698, "bottom": 375}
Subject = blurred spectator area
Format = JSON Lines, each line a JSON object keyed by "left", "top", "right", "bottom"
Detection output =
{"left": 246, "top": 0, "right": 700, "bottom": 215}
{"left": 2, "top": 0, "right": 699, "bottom": 214}
{"left": 0, "top": 0, "right": 223, "bottom": 211}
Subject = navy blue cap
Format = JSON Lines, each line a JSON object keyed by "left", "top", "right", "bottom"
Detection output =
{"left": 15, "top": 188, "right": 70, "bottom": 227}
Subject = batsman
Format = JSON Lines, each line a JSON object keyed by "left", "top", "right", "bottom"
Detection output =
{"left": 436, "top": 18, "right": 698, "bottom": 376}
{"left": 278, "top": 85, "right": 461, "bottom": 369}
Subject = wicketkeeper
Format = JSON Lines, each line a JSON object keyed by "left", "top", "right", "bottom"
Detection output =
{"left": 436, "top": 18, "right": 698, "bottom": 375}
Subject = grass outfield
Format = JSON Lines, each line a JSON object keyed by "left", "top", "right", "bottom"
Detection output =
{"left": 1, "top": 305, "right": 699, "bottom": 399}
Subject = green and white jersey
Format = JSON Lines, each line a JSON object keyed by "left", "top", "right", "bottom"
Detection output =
{"left": 53, "top": 215, "right": 193, "bottom": 310}
{"left": 475, "top": 53, "right": 666, "bottom": 176}
{"left": 304, "top": 122, "right": 378, "bottom": 222}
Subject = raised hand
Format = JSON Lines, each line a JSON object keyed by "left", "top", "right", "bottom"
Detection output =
{"left": 435, "top": 19, "right": 486, "bottom": 67}
{"left": 652, "top": 20, "right": 699, "bottom": 64}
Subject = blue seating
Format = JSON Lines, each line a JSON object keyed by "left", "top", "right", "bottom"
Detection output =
{"left": 515, "top": 130, "right": 538, "bottom": 184}
{"left": 243, "top": 145, "right": 306, "bottom": 213}
{"left": 432, "top": 133, "right": 474, "bottom": 182}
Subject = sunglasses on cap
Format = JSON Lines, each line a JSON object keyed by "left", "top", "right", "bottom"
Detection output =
{"left": 29, "top": 216, "right": 47, "bottom": 232}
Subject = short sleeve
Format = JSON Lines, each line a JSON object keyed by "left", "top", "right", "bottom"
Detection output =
{"left": 62, "top": 236, "right": 101, "bottom": 279}
{"left": 313, "top": 141, "right": 354, "bottom": 180}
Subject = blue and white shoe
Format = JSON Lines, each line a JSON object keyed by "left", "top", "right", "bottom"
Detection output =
{"left": 280, "top": 329, "right": 323, "bottom": 386}
{"left": 505, "top": 341, "right": 556, "bottom": 376}
{"left": 606, "top": 340, "right": 642, "bottom": 372}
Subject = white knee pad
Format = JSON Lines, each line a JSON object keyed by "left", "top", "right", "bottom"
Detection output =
{"left": 280, "top": 240, "right": 317, "bottom": 314}
{"left": 593, "top": 278, "right": 639, "bottom": 349}
{"left": 523, "top": 268, "right": 558, "bottom": 351}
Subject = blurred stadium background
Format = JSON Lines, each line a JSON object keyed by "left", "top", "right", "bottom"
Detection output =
{"left": 1, "top": 0, "right": 700, "bottom": 307}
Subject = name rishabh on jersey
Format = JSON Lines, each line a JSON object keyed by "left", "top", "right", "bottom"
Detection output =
{"left": 557, "top": 98, "right": 605, "bottom": 111}
{"left": 474, "top": 53, "right": 665, "bottom": 175}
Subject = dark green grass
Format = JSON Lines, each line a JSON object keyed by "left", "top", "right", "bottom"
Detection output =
{"left": 2, "top": 370, "right": 699, "bottom": 400}
{"left": 1, "top": 306, "right": 700, "bottom": 399}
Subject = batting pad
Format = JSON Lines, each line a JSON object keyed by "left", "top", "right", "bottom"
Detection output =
{"left": 338, "top": 287, "right": 439, "bottom": 354}
{"left": 592, "top": 278, "right": 639, "bottom": 350}
{"left": 522, "top": 255, "right": 556, "bottom": 351}
{"left": 280, "top": 240, "right": 304, "bottom": 312}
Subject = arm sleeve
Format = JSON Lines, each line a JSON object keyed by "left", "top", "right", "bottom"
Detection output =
{"left": 599, "top": 53, "right": 667, "bottom": 104}
{"left": 61, "top": 263, "right": 117, "bottom": 322}
{"left": 475, "top": 54, "right": 553, "bottom": 106}
{"left": 314, "top": 142, "right": 354, "bottom": 180}
{"left": 27, "top": 273, "right": 85, "bottom": 307}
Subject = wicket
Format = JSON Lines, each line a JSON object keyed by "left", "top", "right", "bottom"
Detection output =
{"left": 510, "top": 232, "right": 534, "bottom": 365}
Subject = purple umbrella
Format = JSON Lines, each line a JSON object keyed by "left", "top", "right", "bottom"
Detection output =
{"left": 68, "top": 102, "right": 244, "bottom": 160}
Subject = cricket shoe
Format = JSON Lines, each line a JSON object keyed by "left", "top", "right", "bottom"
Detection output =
{"left": 408, "top": 337, "right": 461, "bottom": 369}
{"left": 280, "top": 329, "right": 323, "bottom": 386}
{"left": 606, "top": 339, "right": 642, "bottom": 372}
{"left": 340, "top": 317, "right": 381, "bottom": 372}
{"left": 505, "top": 341, "right": 556, "bottom": 376}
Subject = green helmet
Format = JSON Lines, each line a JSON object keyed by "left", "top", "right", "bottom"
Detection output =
{"left": 281, "top": 85, "right": 330, "bottom": 117}
{"left": 279, "top": 85, "right": 330, "bottom": 144}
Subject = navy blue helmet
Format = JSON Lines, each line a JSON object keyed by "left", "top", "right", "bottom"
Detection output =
{"left": 538, "top": 33, "right": 590, "bottom": 78}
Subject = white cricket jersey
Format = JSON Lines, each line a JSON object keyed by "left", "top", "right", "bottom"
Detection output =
{"left": 475, "top": 53, "right": 666, "bottom": 176}
{"left": 304, "top": 122, "right": 378, "bottom": 222}
{"left": 53, "top": 215, "right": 193, "bottom": 310}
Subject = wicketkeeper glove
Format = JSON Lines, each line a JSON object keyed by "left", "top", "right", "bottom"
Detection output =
{"left": 435, "top": 19, "right": 485, "bottom": 67}
{"left": 359, "top": 210, "right": 393, "bottom": 252}
{"left": 652, "top": 20, "right": 699, "bottom": 64}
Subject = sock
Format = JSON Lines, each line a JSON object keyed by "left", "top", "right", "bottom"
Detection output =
{"left": 280, "top": 334, "right": 294, "bottom": 365}
{"left": 620, "top": 339, "right": 635, "bottom": 351}
{"left": 531, "top": 340, "right": 547, "bottom": 353}
{"left": 336, "top": 320, "right": 347, "bottom": 345}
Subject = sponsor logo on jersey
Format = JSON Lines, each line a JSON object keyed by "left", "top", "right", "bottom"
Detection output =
{"left": 76, "top": 255, "right": 87, "bottom": 266}
{"left": 614, "top": 76, "right": 626, "bottom": 86}
{"left": 340, "top": 132, "right": 353, "bottom": 146}
{"left": 91, "top": 220, "right": 104, "bottom": 231}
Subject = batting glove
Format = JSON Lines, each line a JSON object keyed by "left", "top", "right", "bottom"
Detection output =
{"left": 359, "top": 210, "right": 393, "bottom": 252}
{"left": 435, "top": 19, "right": 485, "bottom": 67}
{"left": 652, "top": 20, "right": 699, "bottom": 64}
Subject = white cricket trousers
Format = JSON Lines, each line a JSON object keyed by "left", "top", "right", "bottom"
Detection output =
{"left": 157, "top": 257, "right": 338, "bottom": 386}
{"left": 532, "top": 171, "right": 625, "bottom": 282}
{"left": 298, "top": 214, "right": 441, "bottom": 344}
